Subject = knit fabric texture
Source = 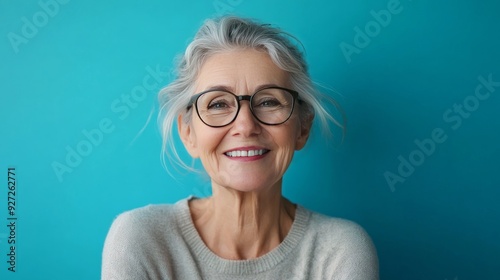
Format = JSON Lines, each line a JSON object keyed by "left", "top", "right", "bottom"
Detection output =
{"left": 102, "top": 196, "right": 379, "bottom": 280}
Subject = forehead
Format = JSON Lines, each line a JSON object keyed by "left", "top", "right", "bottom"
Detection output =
{"left": 194, "top": 48, "right": 289, "bottom": 92}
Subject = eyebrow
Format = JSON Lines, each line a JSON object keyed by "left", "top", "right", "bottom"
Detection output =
{"left": 202, "top": 83, "right": 284, "bottom": 93}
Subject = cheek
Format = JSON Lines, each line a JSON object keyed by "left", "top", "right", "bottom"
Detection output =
{"left": 269, "top": 123, "right": 301, "bottom": 173}
{"left": 191, "top": 119, "right": 221, "bottom": 150}
{"left": 273, "top": 146, "right": 295, "bottom": 175}
{"left": 192, "top": 122, "right": 227, "bottom": 170}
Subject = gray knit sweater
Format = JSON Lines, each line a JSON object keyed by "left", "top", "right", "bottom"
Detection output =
{"left": 102, "top": 196, "right": 378, "bottom": 280}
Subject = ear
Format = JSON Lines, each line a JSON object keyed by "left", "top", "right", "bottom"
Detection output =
{"left": 177, "top": 114, "right": 199, "bottom": 158}
{"left": 295, "top": 114, "right": 313, "bottom": 150}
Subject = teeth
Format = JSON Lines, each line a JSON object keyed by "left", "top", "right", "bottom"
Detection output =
{"left": 226, "top": 149, "right": 267, "bottom": 157}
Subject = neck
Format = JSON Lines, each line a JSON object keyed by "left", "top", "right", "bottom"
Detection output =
{"left": 189, "top": 179, "right": 296, "bottom": 260}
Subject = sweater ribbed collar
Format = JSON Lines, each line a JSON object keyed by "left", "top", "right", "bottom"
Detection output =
{"left": 174, "top": 195, "right": 311, "bottom": 275}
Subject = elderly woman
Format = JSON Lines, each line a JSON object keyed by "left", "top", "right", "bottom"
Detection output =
{"left": 102, "top": 16, "right": 378, "bottom": 279}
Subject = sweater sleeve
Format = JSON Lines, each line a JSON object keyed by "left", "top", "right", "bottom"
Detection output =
{"left": 101, "top": 210, "right": 169, "bottom": 280}
{"left": 330, "top": 222, "right": 379, "bottom": 280}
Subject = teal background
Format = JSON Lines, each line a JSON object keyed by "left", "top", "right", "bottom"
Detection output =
{"left": 1, "top": 0, "right": 499, "bottom": 279}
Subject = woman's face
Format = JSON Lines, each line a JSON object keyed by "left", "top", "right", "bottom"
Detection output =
{"left": 179, "top": 48, "right": 311, "bottom": 192}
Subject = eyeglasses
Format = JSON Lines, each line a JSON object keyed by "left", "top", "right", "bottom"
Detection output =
{"left": 186, "top": 86, "right": 300, "bottom": 127}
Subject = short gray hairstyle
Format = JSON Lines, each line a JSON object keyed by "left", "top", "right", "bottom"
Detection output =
{"left": 158, "top": 16, "right": 343, "bottom": 173}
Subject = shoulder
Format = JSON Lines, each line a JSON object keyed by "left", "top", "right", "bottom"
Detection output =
{"left": 300, "top": 208, "right": 379, "bottom": 279}
{"left": 102, "top": 201, "right": 186, "bottom": 279}
{"left": 103, "top": 203, "right": 180, "bottom": 255}
{"left": 102, "top": 197, "right": 192, "bottom": 255}
{"left": 308, "top": 210, "right": 373, "bottom": 245}
{"left": 109, "top": 203, "right": 178, "bottom": 234}
{"left": 305, "top": 209, "right": 376, "bottom": 254}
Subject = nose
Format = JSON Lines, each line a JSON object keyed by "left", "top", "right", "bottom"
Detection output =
{"left": 230, "top": 101, "right": 261, "bottom": 136}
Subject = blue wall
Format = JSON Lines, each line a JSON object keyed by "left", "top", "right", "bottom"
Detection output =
{"left": 1, "top": 0, "right": 499, "bottom": 279}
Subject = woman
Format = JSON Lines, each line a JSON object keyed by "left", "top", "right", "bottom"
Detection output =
{"left": 102, "top": 16, "right": 378, "bottom": 279}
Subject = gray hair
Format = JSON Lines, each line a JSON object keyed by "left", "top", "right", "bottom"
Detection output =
{"left": 158, "top": 16, "right": 343, "bottom": 173}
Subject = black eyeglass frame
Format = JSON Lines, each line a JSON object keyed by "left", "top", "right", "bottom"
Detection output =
{"left": 186, "top": 86, "right": 301, "bottom": 128}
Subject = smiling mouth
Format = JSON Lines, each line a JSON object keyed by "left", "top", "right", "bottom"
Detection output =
{"left": 224, "top": 149, "right": 270, "bottom": 157}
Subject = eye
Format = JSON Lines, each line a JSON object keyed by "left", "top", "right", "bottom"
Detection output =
{"left": 207, "top": 100, "right": 230, "bottom": 110}
{"left": 256, "top": 98, "right": 282, "bottom": 107}
{"left": 205, "top": 94, "right": 235, "bottom": 111}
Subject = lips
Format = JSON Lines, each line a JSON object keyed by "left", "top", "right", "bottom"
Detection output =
{"left": 225, "top": 149, "right": 270, "bottom": 157}
{"left": 224, "top": 147, "right": 270, "bottom": 158}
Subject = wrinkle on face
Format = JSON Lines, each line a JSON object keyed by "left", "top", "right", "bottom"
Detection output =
{"left": 181, "top": 48, "right": 307, "bottom": 193}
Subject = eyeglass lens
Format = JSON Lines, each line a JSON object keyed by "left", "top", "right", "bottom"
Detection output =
{"left": 196, "top": 88, "right": 295, "bottom": 126}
